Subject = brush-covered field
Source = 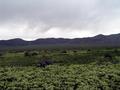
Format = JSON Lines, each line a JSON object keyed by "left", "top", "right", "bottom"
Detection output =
{"left": 0, "top": 48, "right": 120, "bottom": 90}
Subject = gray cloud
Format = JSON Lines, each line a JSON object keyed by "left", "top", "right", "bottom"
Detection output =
{"left": 0, "top": 0, "right": 120, "bottom": 40}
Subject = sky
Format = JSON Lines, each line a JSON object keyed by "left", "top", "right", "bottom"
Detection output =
{"left": 0, "top": 0, "right": 120, "bottom": 40}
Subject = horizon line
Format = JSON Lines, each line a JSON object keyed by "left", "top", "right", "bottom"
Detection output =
{"left": 0, "top": 33, "right": 119, "bottom": 41}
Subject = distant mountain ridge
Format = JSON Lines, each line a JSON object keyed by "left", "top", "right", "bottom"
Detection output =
{"left": 0, "top": 33, "right": 120, "bottom": 47}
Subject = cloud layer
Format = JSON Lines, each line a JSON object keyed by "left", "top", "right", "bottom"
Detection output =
{"left": 0, "top": 0, "right": 120, "bottom": 40}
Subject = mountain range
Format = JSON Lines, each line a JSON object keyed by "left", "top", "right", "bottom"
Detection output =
{"left": 0, "top": 33, "right": 120, "bottom": 47}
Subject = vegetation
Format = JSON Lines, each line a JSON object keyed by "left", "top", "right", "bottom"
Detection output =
{"left": 0, "top": 48, "right": 120, "bottom": 89}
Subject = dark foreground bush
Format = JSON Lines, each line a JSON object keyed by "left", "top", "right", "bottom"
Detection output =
{"left": 37, "top": 59, "right": 53, "bottom": 67}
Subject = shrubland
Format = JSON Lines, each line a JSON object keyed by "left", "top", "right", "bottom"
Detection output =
{"left": 0, "top": 48, "right": 120, "bottom": 89}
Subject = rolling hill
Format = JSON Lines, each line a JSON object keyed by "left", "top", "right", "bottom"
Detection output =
{"left": 0, "top": 33, "right": 120, "bottom": 48}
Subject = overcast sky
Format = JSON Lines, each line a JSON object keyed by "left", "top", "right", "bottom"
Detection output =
{"left": 0, "top": 0, "right": 120, "bottom": 40}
